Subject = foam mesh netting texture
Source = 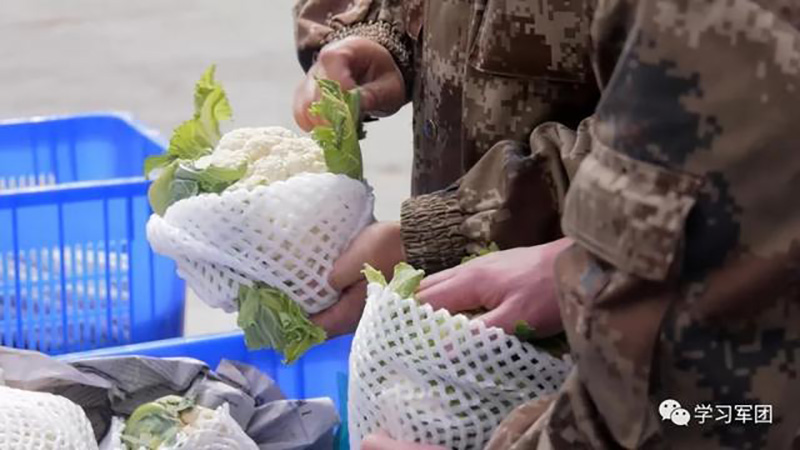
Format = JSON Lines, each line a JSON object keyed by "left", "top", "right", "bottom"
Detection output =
{"left": 105, "top": 405, "right": 257, "bottom": 450}
{"left": 171, "top": 404, "right": 257, "bottom": 450}
{"left": 348, "top": 284, "right": 573, "bottom": 450}
{"left": 167, "top": 404, "right": 258, "bottom": 450}
{"left": 147, "top": 173, "right": 374, "bottom": 315}
{"left": 0, "top": 385, "right": 98, "bottom": 450}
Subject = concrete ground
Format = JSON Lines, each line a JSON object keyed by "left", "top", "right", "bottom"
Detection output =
{"left": 0, "top": 0, "right": 413, "bottom": 336}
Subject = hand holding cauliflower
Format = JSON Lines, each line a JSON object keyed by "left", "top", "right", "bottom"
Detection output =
{"left": 145, "top": 66, "right": 373, "bottom": 363}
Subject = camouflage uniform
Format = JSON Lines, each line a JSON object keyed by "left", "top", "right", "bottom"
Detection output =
{"left": 295, "top": 0, "right": 800, "bottom": 448}
{"left": 295, "top": 0, "right": 600, "bottom": 271}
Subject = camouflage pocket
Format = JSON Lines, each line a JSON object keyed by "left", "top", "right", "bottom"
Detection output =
{"left": 554, "top": 243, "right": 678, "bottom": 447}
{"left": 561, "top": 140, "right": 703, "bottom": 282}
{"left": 469, "top": 0, "right": 592, "bottom": 82}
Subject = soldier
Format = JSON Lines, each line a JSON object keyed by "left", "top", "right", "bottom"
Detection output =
{"left": 294, "top": 0, "right": 800, "bottom": 448}
{"left": 293, "top": 0, "right": 596, "bottom": 338}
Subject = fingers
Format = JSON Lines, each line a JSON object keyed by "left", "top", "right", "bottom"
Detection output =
{"left": 293, "top": 43, "right": 357, "bottom": 132}
{"left": 478, "top": 285, "right": 563, "bottom": 337}
{"left": 418, "top": 265, "right": 459, "bottom": 291}
{"left": 331, "top": 37, "right": 405, "bottom": 116}
{"left": 362, "top": 432, "right": 446, "bottom": 450}
{"left": 416, "top": 267, "right": 484, "bottom": 314}
{"left": 322, "top": 222, "right": 403, "bottom": 337}
{"left": 310, "top": 279, "right": 367, "bottom": 337}
{"left": 314, "top": 43, "right": 358, "bottom": 90}
{"left": 418, "top": 250, "right": 499, "bottom": 291}
{"left": 293, "top": 36, "right": 406, "bottom": 130}
{"left": 293, "top": 79, "right": 320, "bottom": 132}
{"left": 356, "top": 62, "right": 406, "bottom": 116}
{"left": 329, "top": 222, "right": 403, "bottom": 292}
{"left": 329, "top": 236, "right": 370, "bottom": 291}
{"left": 477, "top": 300, "right": 520, "bottom": 335}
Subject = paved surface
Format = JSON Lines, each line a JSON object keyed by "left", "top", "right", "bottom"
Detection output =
{"left": 1, "top": 0, "right": 413, "bottom": 336}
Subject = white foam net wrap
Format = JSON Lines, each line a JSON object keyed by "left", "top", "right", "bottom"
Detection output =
{"left": 105, "top": 405, "right": 257, "bottom": 450}
{"left": 99, "top": 417, "right": 124, "bottom": 450}
{"left": 348, "top": 284, "right": 573, "bottom": 450}
{"left": 165, "top": 404, "right": 258, "bottom": 450}
{"left": 0, "top": 385, "right": 98, "bottom": 450}
{"left": 147, "top": 172, "right": 374, "bottom": 315}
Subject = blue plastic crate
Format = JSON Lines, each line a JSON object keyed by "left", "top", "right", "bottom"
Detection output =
{"left": 59, "top": 332, "right": 353, "bottom": 413}
{"left": 0, "top": 113, "right": 185, "bottom": 354}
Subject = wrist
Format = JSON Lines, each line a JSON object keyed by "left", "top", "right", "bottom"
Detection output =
{"left": 400, "top": 191, "right": 470, "bottom": 274}
{"left": 324, "top": 21, "right": 412, "bottom": 85}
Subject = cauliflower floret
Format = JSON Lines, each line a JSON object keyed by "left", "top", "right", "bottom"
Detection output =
{"left": 233, "top": 137, "right": 327, "bottom": 190}
{"left": 194, "top": 127, "right": 328, "bottom": 190}
{"left": 195, "top": 127, "right": 299, "bottom": 171}
{"left": 273, "top": 137, "right": 328, "bottom": 177}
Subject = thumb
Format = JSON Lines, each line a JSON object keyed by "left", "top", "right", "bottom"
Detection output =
{"left": 294, "top": 47, "right": 358, "bottom": 132}
{"left": 310, "top": 279, "right": 367, "bottom": 337}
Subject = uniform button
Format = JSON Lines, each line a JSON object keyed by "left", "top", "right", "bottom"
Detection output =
{"left": 423, "top": 119, "right": 438, "bottom": 139}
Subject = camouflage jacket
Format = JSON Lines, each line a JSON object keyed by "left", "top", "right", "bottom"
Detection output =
{"left": 299, "top": 0, "right": 800, "bottom": 450}
{"left": 296, "top": 0, "right": 800, "bottom": 449}
{"left": 483, "top": 1, "right": 800, "bottom": 449}
{"left": 294, "top": 0, "right": 600, "bottom": 272}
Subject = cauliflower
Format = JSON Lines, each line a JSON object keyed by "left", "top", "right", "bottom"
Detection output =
{"left": 146, "top": 67, "right": 369, "bottom": 363}
{"left": 120, "top": 396, "right": 257, "bottom": 450}
{"left": 0, "top": 385, "right": 98, "bottom": 450}
{"left": 195, "top": 127, "right": 328, "bottom": 191}
{"left": 195, "top": 127, "right": 293, "bottom": 170}
{"left": 350, "top": 264, "right": 572, "bottom": 450}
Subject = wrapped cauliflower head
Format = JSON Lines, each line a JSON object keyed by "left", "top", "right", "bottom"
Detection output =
{"left": 348, "top": 264, "right": 573, "bottom": 450}
{"left": 117, "top": 396, "right": 257, "bottom": 450}
{"left": 146, "top": 66, "right": 374, "bottom": 362}
{"left": 0, "top": 384, "right": 98, "bottom": 450}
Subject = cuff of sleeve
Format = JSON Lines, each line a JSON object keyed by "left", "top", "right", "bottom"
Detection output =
{"left": 400, "top": 190, "right": 470, "bottom": 274}
{"left": 324, "top": 20, "right": 413, "bottom": 87}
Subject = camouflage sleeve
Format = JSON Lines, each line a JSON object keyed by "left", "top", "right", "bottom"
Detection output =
{"left": 293, "top": 0, "right": 415, "bottom": 81}
{"left": 491, "top": 0, "right": 800, "bottom": 448}
{"left": 401, "top": 119, "right": 593, "bottom": 274}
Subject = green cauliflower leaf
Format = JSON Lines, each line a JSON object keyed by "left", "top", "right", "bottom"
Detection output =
{"left": 514, "top": 320, "right": 571, "bottom": 358}
{"left": 387, "top": 262, "right": 425, "bottom": 299}
{"left": 173, "top": 162, "right": 247, "bottom": 194}
{"left": 122, "top": 395, "right": 196, "bottom": 450}
{"left": 146, "top": 65, "right": 238, "bottom": 215}
{"left": 237, "top": 283, "right": 327, "bottom": 364}
{"left": 460, "top": 242, "right": 501, "bottom": 264}
{"left": 362, "top": 264, "right": 388, "bottom": 286}
{"left": 309, "top": 79, "right": 364, "bottom": 181}
{"left": 363, "top": 263, "right": 425, "bottom": 299}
